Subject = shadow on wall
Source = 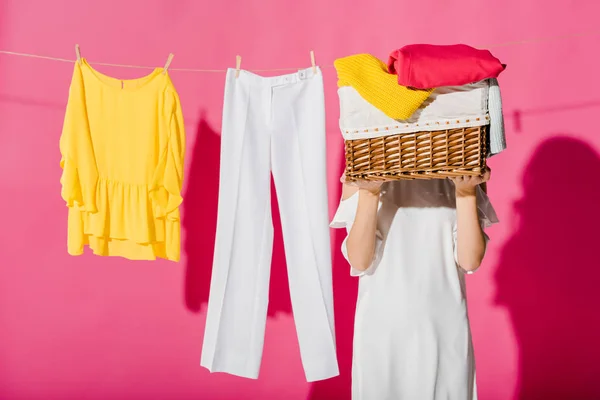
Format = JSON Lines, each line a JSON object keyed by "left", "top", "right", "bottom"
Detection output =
{"left": 182, "top": 115, "right": 292, "bottom": 316}
{"left": 306, "top": 159, "right": 357, "bottom": 400}
{"left": 494, "top": 136, "right": 600, "bottom": 400}
{"left": 497, "top": 101, "right": 600, "bottom": 133}
{"left": 0, "top": 94, "right": 64, "bottom": 109}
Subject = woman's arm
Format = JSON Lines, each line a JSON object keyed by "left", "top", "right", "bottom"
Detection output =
{"left": 343, "top": 182, "right": 382, "bottom": 272}
{"left": 451, "top": 169, "right": 492, "bottom": 272}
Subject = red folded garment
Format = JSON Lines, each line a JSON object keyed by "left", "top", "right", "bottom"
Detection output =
{"left": 387, "top": 44, "right": 506, "bottom": 89}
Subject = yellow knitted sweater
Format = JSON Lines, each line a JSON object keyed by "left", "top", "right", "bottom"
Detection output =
{"left": 334, "top": 54, "right": 434, "bottom": 120}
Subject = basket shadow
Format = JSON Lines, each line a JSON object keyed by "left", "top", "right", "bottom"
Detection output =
{"left": 494, "top": 135, "right": 600, "bottom": 399}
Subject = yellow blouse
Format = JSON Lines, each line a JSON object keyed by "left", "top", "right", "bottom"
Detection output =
{"left": 59, "top": 59, "right": 185, "bottom": 261}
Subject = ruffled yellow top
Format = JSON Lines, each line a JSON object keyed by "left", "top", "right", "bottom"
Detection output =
{"left": 59, "top": 59, "right": 185, "bottom": 261}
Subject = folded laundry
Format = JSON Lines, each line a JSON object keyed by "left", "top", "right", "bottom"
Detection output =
{"left": 387, "top": 44, "right": 506, "bottom": 89}
{"left": 338, "top": 78, "right": 506, "bottom": 157}
{"left": 334, "top": 53, "right": 433, "bottom": 120}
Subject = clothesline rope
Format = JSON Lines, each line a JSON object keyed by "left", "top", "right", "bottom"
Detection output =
{"left": 1, "top": 29, "right": 599, "bottom": 72}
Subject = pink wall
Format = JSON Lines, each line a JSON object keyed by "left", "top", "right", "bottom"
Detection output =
{"left": 1, "top": 1, "right": 600, "bottom": 399}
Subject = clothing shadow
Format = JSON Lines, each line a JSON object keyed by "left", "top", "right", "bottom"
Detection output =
{"left": 182, "top": 114, "right": 292, "bottom": 316}
{"left": 182, "top": 115, "right": 220, "bottom": 313}
{"left": 506, "top": 101, "right": 600, "bottom": 133}
{"left": 306, "top": 159, "right": 357, "bottom": 400}
{"left": 494, "top": 136, "right": 600, "bottom": 399}
{"left": 0, "top": 94, "right": 64, "bottom": 109}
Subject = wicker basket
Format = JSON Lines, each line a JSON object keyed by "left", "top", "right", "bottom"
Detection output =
{"left": 344, "top": 125, "right": 488, "bottom": 181}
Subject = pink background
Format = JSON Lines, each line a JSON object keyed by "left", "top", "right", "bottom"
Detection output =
{"left": 1, "top": 1, "right": 600, "bottom": 399}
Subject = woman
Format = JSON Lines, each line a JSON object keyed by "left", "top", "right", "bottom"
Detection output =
{"left": 330, "top": 171, "right": 498, "bottom": 400}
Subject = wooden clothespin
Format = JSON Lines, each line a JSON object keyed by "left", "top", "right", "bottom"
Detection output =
{"left": 75, "top": 44, "right": 82, "bottom": 65}
{"left": 310, "top": 50, "right": 316, "bottom": 73}
{"left": 163, "top": 53, "right": 174, "bottom": 74}
{"left": 235, "top": 55, "right": 242, "bottom": 78}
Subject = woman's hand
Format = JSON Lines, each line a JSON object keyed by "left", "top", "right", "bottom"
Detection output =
{"left": 340, "top": 174, "right": 384, "bottom": 195}
{"left": 449, "top": 168, "right": 491, "bottom": 197}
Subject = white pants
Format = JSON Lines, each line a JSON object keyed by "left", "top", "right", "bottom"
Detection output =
{"left": 200, "top": 67, "right": 339, "bottom": 382}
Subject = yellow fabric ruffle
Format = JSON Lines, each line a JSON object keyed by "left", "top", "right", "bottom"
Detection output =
{"left": 334, "top": 54, "right": 434, "bottom": 120}
{"left": 59, "top": 60, "right": 185, "bottom": 262}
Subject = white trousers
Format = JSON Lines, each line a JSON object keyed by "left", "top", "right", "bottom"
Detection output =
{"left": 200, "top": 67, "right": 339, "bottom": 382}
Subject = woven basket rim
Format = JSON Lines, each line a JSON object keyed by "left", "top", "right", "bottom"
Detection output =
{"left": 345, "top": 125, "right": 488, "bottom": 181}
